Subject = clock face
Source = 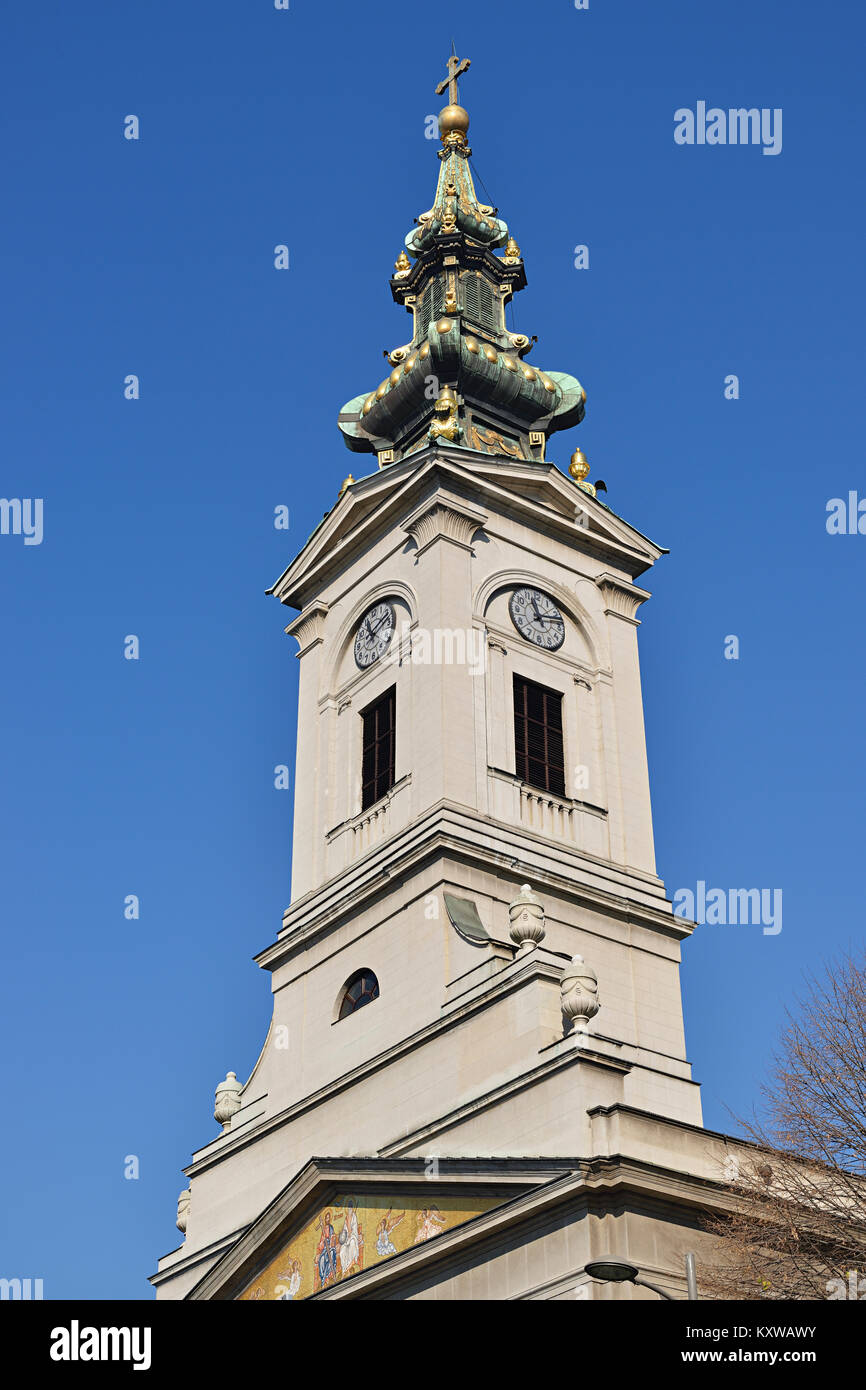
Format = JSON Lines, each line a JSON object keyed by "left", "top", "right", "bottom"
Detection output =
{"left": 509, "top": 587, "right": 565, "bottom": 651}
{"left": 354, "top": 601, "right": 396, "bottom": 668}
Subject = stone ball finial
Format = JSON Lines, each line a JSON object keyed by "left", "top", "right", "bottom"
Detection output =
{"left": 214, "top": 1070, "right": 242, "bottom": 1130}
{"left": 561, "top": 955, "right": 600, "bottom": 1031}
{"left": 509, "top": 883, "right": 546, "bottom": 951}
{"left": 176, "top": 1189, "right": 191, "bottom": 1234}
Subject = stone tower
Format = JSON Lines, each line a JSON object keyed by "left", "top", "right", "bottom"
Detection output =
{"left": 151, "top": 52, "right": 732, "bottom": 1303}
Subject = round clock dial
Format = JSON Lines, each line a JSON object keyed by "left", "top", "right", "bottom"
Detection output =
{"left": 509, "top": 587, "right": 565, "bottom": 651}
{"left": 354, "top": 601, "right": 396, "bottom": 668}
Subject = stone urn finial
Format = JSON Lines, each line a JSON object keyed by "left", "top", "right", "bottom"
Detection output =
{"left": 214, "top": 1070, "right": 242, "bottom": 1130}
{"left": 561, "top": 955, "right": 600, "bottom": 1031}
{"left": 509, "top": 884, "right": 546, "bottom": 951}
{"left": 176, "top": 1189, "right": 191, "bottom": 1234}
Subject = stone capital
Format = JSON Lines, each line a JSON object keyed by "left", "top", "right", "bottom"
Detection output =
{"left": 596, "top": 574, "right": 651, "bottom": 625}
{"left": 285, "top": 600, "right": 329, "bottom": 656}
{"left": 402, "top": 497, "right": 488, "bottom": 557}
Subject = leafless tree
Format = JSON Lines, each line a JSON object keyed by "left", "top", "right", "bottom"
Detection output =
{"left": 701, "top": 950, "right": 866, "bottom": 1300}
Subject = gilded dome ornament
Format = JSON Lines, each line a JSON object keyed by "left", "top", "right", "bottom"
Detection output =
{"left": 503, "top": 236, "right": 522, "bottom": 265}
{"left": 438, "top": 104, "right": 470, "bottom": 145}
{"left": 393, "top": 249, "right": 411, "bottom": 278}
{"left": 428, "top": 385, "right": 462, "bottom": 443}
{"left": 569, "top": 448, "right": 596, "bottom": 497}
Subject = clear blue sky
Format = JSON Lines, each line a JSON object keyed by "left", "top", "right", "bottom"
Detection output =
{"left": 1, "top": 0, "right": 863, "bottom": 1299}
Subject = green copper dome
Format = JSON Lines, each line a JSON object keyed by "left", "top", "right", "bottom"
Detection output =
{"left": 338, "top": 51, "right": 587, "bottom": 468}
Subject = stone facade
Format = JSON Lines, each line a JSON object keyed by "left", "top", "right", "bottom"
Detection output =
{"left": 150, "top": 446, "right": 740, "bottom": 1302}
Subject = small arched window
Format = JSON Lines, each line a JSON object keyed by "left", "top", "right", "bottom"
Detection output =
{"left": 338, "top": 970, "right": 380, "bottom": 1020}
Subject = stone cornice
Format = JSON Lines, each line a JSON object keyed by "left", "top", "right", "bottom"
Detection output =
{"left": 377, "top": 1035, "right": 634, "bottom": 1160}
{"left": 183, "top": 1140, "right": 745, "bottom": 1301}
{"left": 257, "top": 802, "right": 681, "bottom": 975}
{"left": 310, "top": 1157, "right": 741, "bottom": 1301}
{"left": 268, "top": 454, "right": 664, "bottom": 612}
{"left": 183, "top": 1157, "right": 565, "bottom": 1301}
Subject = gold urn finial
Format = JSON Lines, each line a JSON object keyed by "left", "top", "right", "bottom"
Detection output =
{"left": 504, "top": 236, "right": 522, "bottom": 264}
{"left": 339, "top": 474, "right": 355, "bottom": 496}
{"left": 569, "top": 448, "right": 596, "bottom": 497}
{"left": 393, "top": 249, "right": 411, "bottom": 277}
{"left": 435, "top": 45, "right": 471, "bottom": 146}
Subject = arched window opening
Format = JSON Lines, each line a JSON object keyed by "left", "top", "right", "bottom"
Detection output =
{"left": 338, "top": 970, "right": 380, "bottom": 1020}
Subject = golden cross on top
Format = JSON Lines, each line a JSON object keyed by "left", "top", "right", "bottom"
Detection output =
{"left": 435, "top": 45, "right": 470, "bottom": 106}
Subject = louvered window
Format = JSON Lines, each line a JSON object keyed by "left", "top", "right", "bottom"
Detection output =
{"left": 361, "top": 687, "right": 396, "bottom": 810}
{"left": 416, "top": 279, "right": 446, "bottom": 340}
{"left": 461, "top": 272, "right": 497, "bottom": 331}
{"left": 513, "top": 675, "right": 566, "bottom": 797}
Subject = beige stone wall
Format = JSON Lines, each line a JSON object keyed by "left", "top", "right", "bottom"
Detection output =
{"left": 152, "top": 455, "right": 705, "bottom": 1302}
{"left": 289, "top": 471, "right": 660, "bottom": 903}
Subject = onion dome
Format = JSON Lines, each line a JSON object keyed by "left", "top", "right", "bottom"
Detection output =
{"left": 338, "top": 50, "right": 587, "bottom": 468}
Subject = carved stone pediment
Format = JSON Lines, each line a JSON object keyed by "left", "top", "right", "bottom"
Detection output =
{"left": 184, "top": 1157, "right": 546, "bottom": 1302}
{"left": 268, "top": 450, "right": 665, "bottom": 614}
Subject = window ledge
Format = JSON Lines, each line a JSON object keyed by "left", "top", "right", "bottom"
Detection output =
{"left": 326, "top": 772, "right": 412, "bottom": 842}
{"left": 488, "top": 766, "right": 608, "bottom": 819}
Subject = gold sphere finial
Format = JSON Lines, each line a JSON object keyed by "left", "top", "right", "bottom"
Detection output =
{"left": 438, "top": 103, "right": 470, "bottom": 144}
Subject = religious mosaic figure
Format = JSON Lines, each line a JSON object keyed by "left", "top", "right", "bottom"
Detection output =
{"left": 413, "top": 1206, "right": 447, "bottom": 1244}
{"left": 275, "top": 1259, "right": 302, "bottom": 1300}
{"left": 375, "top": 1209, "right": 405, "bottom": 1257}
{"left": 336, "top": 1198, "right": 363, "bottom": 1280}
{"left": 314, "top": 1210, "right": 338, "bottom": 1290}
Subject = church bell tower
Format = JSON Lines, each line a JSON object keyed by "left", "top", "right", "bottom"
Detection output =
{"left": 152, "top": 53, "right": 727, "bottom": 1304}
